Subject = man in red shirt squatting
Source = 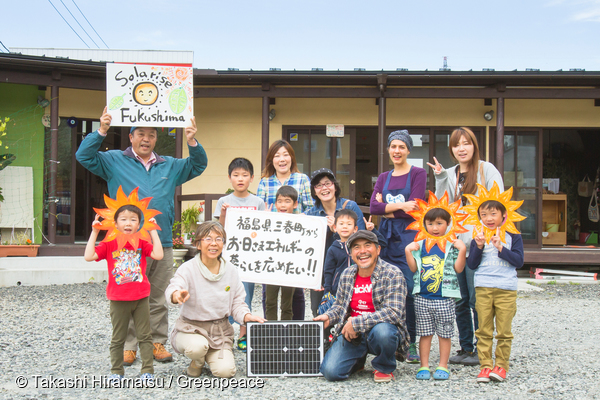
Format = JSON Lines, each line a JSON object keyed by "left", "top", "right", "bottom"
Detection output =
{"left": 314, "top": 230, "right": 410, "bottom": 382}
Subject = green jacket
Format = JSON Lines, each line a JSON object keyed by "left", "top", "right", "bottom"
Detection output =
{"left": 411, "top": 240, "right": 461, "bottom": 299}
{"left": 75, "top": 130, "right": 208, "bottom": 246}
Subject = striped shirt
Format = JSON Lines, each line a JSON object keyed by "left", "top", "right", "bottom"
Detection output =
{"left": 256, "top": 172, "right": 314, "bottom": 213}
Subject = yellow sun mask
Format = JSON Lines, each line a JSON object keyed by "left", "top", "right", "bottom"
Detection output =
{"left": 407, "top": 191, "right": 469, "bottom": 252}
{"left": 93, "top": 186, "right": 161, "bottom": 250}
{"left": 462, "top": 182, "right": 526, "bottom": 244}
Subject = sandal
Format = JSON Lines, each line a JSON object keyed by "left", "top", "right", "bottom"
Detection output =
{"left": 237, "top": 335, "right": 247, "bottom": 352}
{"left": 416, "top": 367, "right": 431, "bottom": 380}
{"left": 433, "top": 366, "right": 450, "bottom": 380}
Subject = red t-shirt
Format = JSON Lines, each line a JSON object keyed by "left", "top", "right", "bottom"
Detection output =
{"left": 95, "top": 239, "right": 153, "bottom": 301}
{"left": 350, "top": 274, "right": 375, "bottom": 317}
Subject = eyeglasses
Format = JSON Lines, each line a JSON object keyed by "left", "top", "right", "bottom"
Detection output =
{"left": 201, "top": 237, "right": 224, "bottom": 244}
{"left": 315, "top": 181, "right": 334, "bottom": 190}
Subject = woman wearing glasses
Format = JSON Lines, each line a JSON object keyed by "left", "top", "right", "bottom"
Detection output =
{"left": 370, "top": 130, "right": 427, "bottom": 363}
{"left": 165, "top": 221, "right": 264, "bottom": 378}
{"left": 427, "top": 127, "right": 503, "bottom": 366}
{"left": 305, "top": 168, "right": 367, "bottom": 316}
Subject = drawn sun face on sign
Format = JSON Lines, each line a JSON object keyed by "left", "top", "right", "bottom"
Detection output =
{"left": 133, "top": 82, "right": 159, "bottom": 105}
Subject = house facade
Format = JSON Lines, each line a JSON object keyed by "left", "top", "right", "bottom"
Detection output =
{"left": 1, "top": 52, "right": 599, "bottom": 265}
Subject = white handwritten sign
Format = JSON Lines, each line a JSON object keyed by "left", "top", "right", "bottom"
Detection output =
{"left": 223, "top": 209, "right": 327, "bottom": 290}
{"left": 106, "top": 63, "right": 193, "bottom": 128}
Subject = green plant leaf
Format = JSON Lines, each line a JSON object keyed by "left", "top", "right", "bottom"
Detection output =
{"left": 108, "top": 94, "right": 126, "bottom": 110}
{"left": 168, "top": 87, "right": 187, "bottom": 114}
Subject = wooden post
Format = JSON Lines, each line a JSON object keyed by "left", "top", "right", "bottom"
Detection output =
{"left": 495, "top": 97, "right": 505, "bottom": 177}
{"left": 262, "top": 96, "right": 270, "bottom": 168}
{"left": 378, "top": 97, "right": 387, "bottom": 175}
{"left": 175, "top": 128, "right": 183, "bottom": 222}
{"left": 48, "top": 85, "right": 59, "bottom": 244}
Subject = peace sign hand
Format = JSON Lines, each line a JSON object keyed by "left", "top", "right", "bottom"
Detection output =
{"left": 426, "top": 157, "right": 443, "bottom": 174}
{"left": 491, "top": 227, "right": 503, "bottom": 252}
{"left": 364, "top": 216, "right": 374, "bottom": 231}
{"left": 474, "top": 226, "right": 486, "bottom": 249}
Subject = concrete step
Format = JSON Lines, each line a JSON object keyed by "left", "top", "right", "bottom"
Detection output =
{"left": 0, "top": 257, "right": 108, "bottom": 287}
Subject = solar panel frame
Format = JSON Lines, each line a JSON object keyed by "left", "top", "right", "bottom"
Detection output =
{"left": 246, "top": 321, "right": 324, "bottom": 377}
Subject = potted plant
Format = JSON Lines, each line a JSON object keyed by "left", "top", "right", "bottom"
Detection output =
{"left": 171, "top": 221, "right": 188, "bottom": 268}
{"left": 181, "top": 204, "right": 203, "bottom": 243}
{"left": 0, "top": 229, "right": 39, "bottom": 257}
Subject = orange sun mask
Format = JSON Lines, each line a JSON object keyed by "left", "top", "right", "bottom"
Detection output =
{"left": 462, "top": 182, "right": 526, "bottom": 244}
{"left": 407, "top": 191, "right": 469, "bottom": 252}
{"left": 93, "top": 186, "right": 161, "bottom": 250}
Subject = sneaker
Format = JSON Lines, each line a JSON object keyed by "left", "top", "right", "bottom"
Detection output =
{"left": 187, "top": 360, "right": 202, "bottom": 377}
{"left": 461, "top": 351, "right": 480, "bottom": 366}
{"left": 373, "top": 370, "right": 394, "bottom": 382}
{"left": 477, "top": 368, "right": 492, "bottom": 383}
{"left": 237, "top": 335, "right": 247, "bottom": 352}
{"left": 137, "top": 373, "right": 154, "bottom": 387}
{"left": 153, "top": 343, "right": 173, "bottom": 362}
{"left": 449, "top": 349, "right": 469, "bottom": 364}
{"left": 123, "top": 350, "right": 136, "bottom": 366}
{"left": 489, "top": 366, "right": 507, "bottom": 382}
{"left": 107, "top": 374, "right": 123, "bottom": 387}
{"left": 406, "top": 343, "right": 420, "bottom": 364}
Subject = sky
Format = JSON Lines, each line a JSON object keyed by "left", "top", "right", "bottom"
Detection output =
{"left": 2, "top": 0, "right": 600, "bottom": 71}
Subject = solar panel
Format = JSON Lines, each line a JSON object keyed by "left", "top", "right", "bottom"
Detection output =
{"left": 246, "top": 321, "right": 324, "bottom": 377}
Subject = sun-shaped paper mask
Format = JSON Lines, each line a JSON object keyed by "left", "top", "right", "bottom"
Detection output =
{"left": 461, "top": 182, "right": 526, "bottom": 244}
{"left": 93, "top": 186, "right": 161, "bottom": 250}
{"left": 406, "top": 191, "right": 469, "bottom": 252}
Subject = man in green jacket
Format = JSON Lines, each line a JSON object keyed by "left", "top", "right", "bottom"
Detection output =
{"left": 76, "top": 106, "right": 208, "bottom": 366}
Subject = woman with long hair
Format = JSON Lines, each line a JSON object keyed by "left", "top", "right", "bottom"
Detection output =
{"left": 370, "top": 130, "right": 427, "bottom": 363}
{"left": 427, "top": 126, "right": 504, "bottom": 366}
{"left": 256, "top": 140, "right": 313, "bottom": 320}
{"left": 165, "top": 221, "right": 264, "bottom": 378}
{"left": 257, "top": 140, "right": 313, "bottom": 213}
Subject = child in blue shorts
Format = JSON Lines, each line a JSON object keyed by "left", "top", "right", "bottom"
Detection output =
{"left": 405, "top": 207, "right": 466, "bottom": 380}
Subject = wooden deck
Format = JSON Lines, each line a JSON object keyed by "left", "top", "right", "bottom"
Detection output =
{"left": 524, "top": 247, "right": 600, "bottom": 265}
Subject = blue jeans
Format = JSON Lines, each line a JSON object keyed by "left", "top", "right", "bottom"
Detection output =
{"left": 455, "top": 267, "right": 478, "bottom": 352}
{"left": 320, "top": 323, "right": 399, "bottom": 381}
{"left": 229, "top": 282, "right": 254, "bottom": 325}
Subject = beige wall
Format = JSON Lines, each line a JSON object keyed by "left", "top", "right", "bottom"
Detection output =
{"left": 53, "top": 88, "right": 600, "bottom": 204}
{"left": 49, "top": 88, "right": 106, "bottom": 119}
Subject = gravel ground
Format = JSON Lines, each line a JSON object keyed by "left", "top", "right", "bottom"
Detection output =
{"left": 1, "top": 282, "right": 599, "bottom": 399}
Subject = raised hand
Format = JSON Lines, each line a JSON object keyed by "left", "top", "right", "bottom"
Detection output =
{"left": 474, "top": 227, "right": 486, "bottom": 249}
{"left": 452, "top": 238, "right": 466, "bottom": 252}
{"left": 426, "top": 157, "right": 443, "bottom": 174}
{"left": 99, "top": 106, "right": 112, "bottom": 135}
{"left": 491, "top": 227, "right": 503, "bottom": 252}
{"left": 364, "top": 216, "right": 374, "bottom": 231}
{"left": 326, "top": 215, "right": 335, "bottom": 231}
{"left": 91, "top": 214, "right": 102, "bottom": 232}
{"left": 185, "top": 116, "right": 197, "bottom": 145}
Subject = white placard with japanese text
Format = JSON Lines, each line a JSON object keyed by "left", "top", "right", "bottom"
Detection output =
{"left": 223, "top": 209, "right": 327, "bottom": 290}
{"left": 106, "top": 63, "right": 193, "bottom": 128}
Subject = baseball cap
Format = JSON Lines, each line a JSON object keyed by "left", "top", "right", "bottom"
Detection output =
{"left": 346, "top": 230, "right": 379, "bottom": 249}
